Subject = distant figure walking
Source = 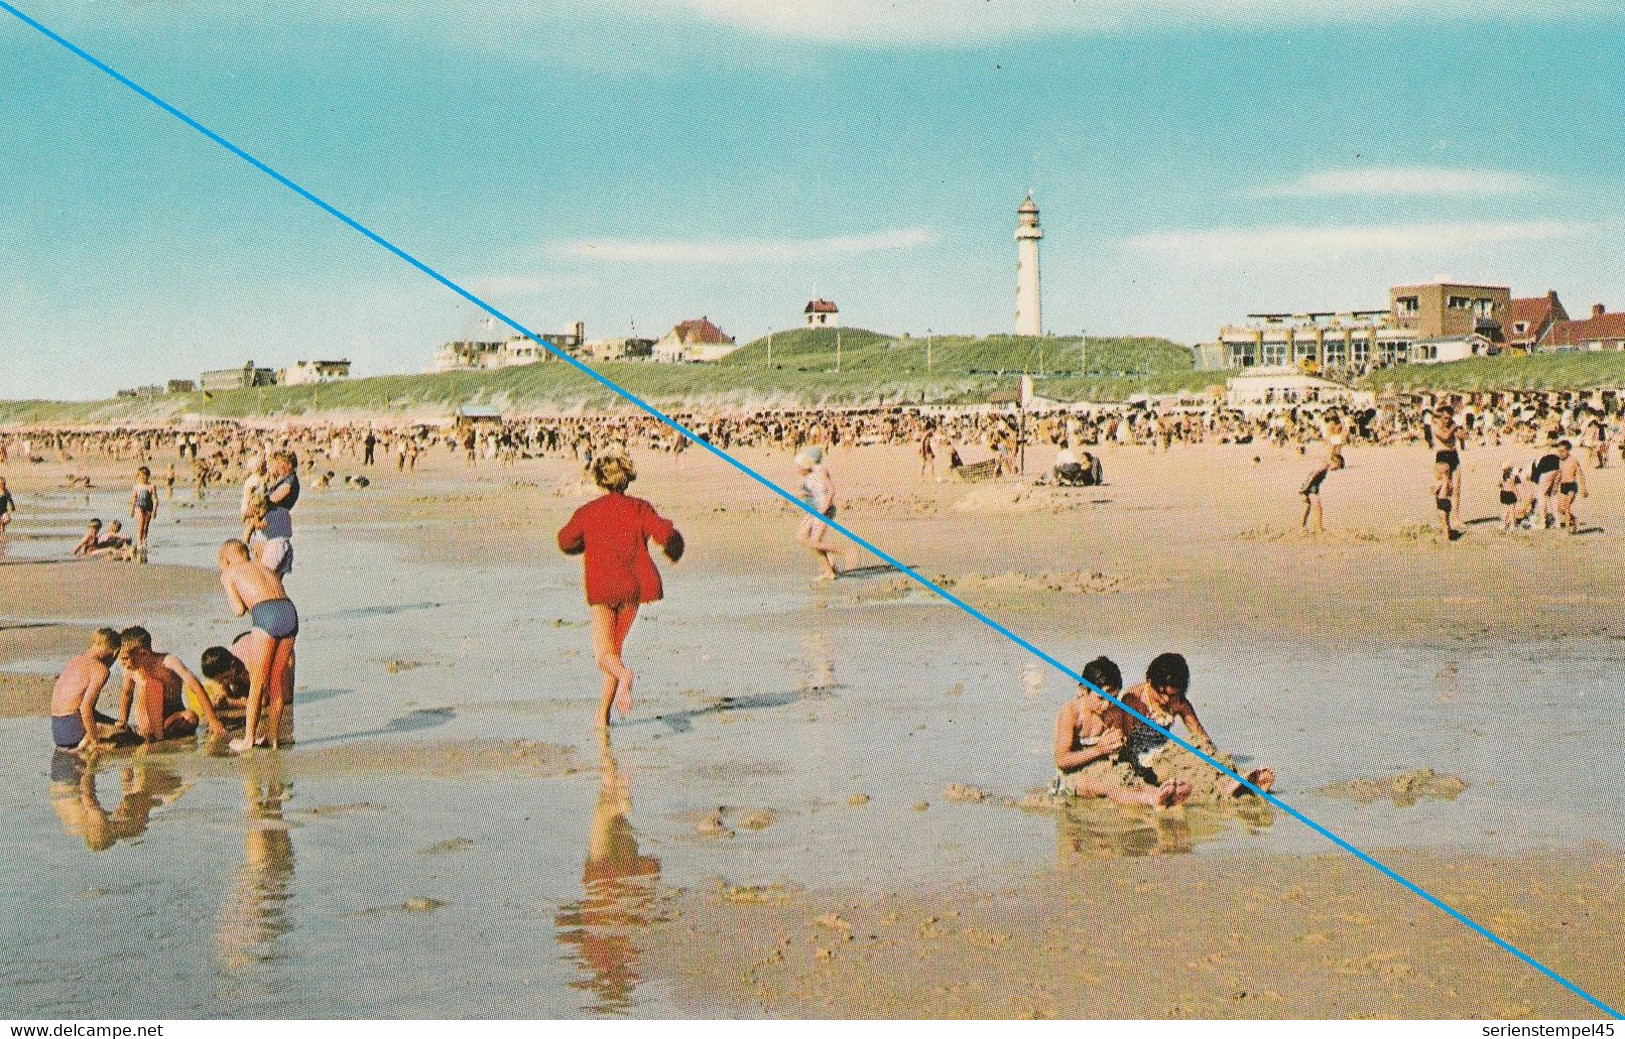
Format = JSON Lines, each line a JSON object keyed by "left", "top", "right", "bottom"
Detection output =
{"left": 557, "top": 454, "right": 684, "bottom": 727}
{"left": 793, "top": 447, "right": 844, "bottom": 581}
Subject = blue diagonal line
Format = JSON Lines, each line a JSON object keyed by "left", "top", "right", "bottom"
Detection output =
{"left": 3, "top": 1, "right": 1617, "bottom": 1018}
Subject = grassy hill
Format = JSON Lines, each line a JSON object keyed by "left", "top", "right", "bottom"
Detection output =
{"left": 1363, "top": 352, "right": 1625, "bottom": 392}
{"left": 726, "top": 328, "right": 1196, "bottom": 379}
{"left": 0, "top": 329, "right": 1211, "bottom": 425}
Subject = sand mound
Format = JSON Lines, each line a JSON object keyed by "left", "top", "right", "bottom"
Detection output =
{"left": 950, "top": 484, "right": 1095, "bottom": 515}
{"left": 938, "top": 570, "right": 1127, "bottom": 595}
{"left": 1318, "top": 768, "right": 1469, "bottom": 807}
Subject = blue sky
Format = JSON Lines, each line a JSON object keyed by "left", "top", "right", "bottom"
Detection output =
{"left": 1, "top": 0, "right": 1622, "bottom": 399}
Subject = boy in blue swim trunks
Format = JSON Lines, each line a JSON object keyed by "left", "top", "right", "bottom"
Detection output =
{"left": 49, "top": 629, "right": 121, "bottom": 752}
{"left": 219, "top": 539, "right": 297, "bottom": 753}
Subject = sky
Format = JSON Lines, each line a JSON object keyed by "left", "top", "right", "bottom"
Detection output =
{"left": 1, "top": 0, "right": 1622, "bottom": 399}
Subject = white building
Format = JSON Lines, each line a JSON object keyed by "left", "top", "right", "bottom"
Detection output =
{"left": 279, "top": 359, "right": 352, "bottom": 385}
{"left": 431, "top": 323, "right": 586, "bottom": 372}
{"left": 654, "top": 317, "right": 737, "bottom": 363}
{"left": 804, "top": 298, "right": 839, "bottom": 328}
{"left": 1015, "top": 193, "right": 1043, "bottom": 337}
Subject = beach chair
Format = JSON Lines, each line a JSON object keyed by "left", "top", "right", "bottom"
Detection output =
{"left": 955, "top": 458, "right": 999, "bottom": 482}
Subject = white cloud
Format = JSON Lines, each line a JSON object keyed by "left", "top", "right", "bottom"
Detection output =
{"left": 1125, "top": 220, "right": 1591, "bottom": 265}
{"left": 556, "top": 227, "right": 937, "bottom": 264}
{"left": 600, "top": 0, "right": 1602, "bottom": 45}
{"left": 1251, "top": 166, "right": 1542, "bottom": 199}
{"left": 465, "top": 273, "right": 598, "bottom": 296}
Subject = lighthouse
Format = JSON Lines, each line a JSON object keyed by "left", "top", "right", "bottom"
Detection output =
{"left": 1015, "top": 192, "right": 1043, "bottom": 337}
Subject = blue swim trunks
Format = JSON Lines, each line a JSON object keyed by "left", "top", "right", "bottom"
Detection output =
{"left": 52, "top": 713, "right": 85, "bottom": 749}
{"left": 250, "top": 598, "right": 299, "bottom": 639}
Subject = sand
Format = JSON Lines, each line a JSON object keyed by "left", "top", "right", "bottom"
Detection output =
{"left": 649, "top": 849, "right": 1624, "bottom": 1019}
{"left": 4, "top": 433, "right": 1623, "bottom": 1017}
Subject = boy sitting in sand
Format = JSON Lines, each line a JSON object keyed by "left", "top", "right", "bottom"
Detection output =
{"left": 50, "top": 628, "right": 122, "bottom": 752}
{"left": 218, "top": 539, "right": 298, "bottom": 752}
{"left": 1052, "top": 656, "right": 1191, "bottom": 809}
{"left": 114, "top": 626, "right": 227, "bottom": 744}
{"left": 1120, "top": 652, "right": 1274, "bottom": 803}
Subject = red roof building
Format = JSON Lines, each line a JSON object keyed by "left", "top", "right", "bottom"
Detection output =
{"left": 1547, "top": 303, "right": 1625, "bottom": 352}
{"left": 803, "top": 298, "right": 840, "bottom": 328}
{"left": 1507, "top": 290, "right": 1568, "bottom": 352}
{"left": 654, "top": 316, "right": 738, "bottom": 362}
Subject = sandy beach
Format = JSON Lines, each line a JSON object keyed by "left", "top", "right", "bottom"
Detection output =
{"left": 1, "top": 432, "right": 1621, "bottom": 1017}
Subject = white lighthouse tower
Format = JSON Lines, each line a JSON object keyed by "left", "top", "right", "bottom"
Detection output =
{"left": 1015, "top": 192, "right": 1043, "bottom": 337}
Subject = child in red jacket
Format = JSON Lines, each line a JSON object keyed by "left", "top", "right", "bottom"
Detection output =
{"left": 558, "top": 453, "right": 684, "bottom": 726}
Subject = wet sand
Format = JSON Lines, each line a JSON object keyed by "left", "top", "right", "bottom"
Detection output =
{"left": 1, "top": 434, "right": 1622, "bottom": 1017}
{"left": 650, "top": 847, "right": 1624, "bottom": 1019}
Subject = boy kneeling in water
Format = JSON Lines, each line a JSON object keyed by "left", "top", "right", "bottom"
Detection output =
{"left": 1053, "top": 656, "right": 1191, "bottom": 809}
{"left": 115, "top": 626, "right": 227, "bottom": 744}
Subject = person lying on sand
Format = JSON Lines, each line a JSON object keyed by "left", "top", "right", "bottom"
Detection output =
{"left": 219, "top": 540, "right": 298, "bottom": 753}
{"left": 1052, "top": 656, "right": 1191, "bottom": 809}
{"left": 1120, "top": 652, "right": 1274, "bottom": 802}
{"left": 114, "top": 626, "right": 227, "bottom": 744}
{"left": 50, "top": 628, "right": 121, "bottom": 752}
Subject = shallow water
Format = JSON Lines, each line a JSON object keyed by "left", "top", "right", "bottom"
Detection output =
{"left": 2, "top": 481, "right": 1622, "bottom": 1017}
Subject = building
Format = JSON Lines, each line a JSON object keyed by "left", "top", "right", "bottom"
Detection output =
{"left": 1547, "top": 304, "right": 1625, "bottom": 352}
{"left": 581, "top": 337, "right": 656, "bottom": 362}
{"left": 166, "top": 379, "right": 196, "bottom": 394}
{"left": 1225, "top": 372, "right": 1374, "bottom": 409}
{"left": 432, "top": 323, "right": 586, "bottom": 372}
{"left": 1389, "top": 282, "right": 1511, "bottom": 341}
{"left": 1507, "top": 291, "right": 1568, "bottom": 353}
{"left": 1015, "top": 192, "right": 1043, "bottom": 337}
{"left": 1412, "top": 333, "right": 1496, "bottom": 364}
{"left": 1202, "top": 281, "right": 1516, "bottom": 373}
{"left": 454, "top": 404, "right": 504, "bottom": 432}
{"left": 279, "top": 359, "right": 352, "bottom": 385}
{"left": 1205, "top": 309, "right": 1416, "bottom": 372}
{"left": 804, "top": 298, "right": 839, "bottom": 329}
{"left": 200, "top": 362, "right": 277, "bottom": 392}
{"left": 653, "top": 317, "right": 737, "bottom": 363}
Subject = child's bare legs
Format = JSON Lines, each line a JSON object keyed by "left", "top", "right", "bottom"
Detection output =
{"left": 232, "top": 631, "right": 274, "bottom": 753}
{"left": 1300, "top": 494, "right": 1322, "bottom": 532}
{"left": 1218, "top": 766, "right": 1276, "bottom": 797}
{"left": 798, "top": 517, "right": 841, "bottom": 580}
{"left": 266, "top": 639, "right": 295, "bottom": 749}
{"left": 136, "top": 511, "right": 152, "bottom": 559}
{"left": 1073, "top": 775, "right": 1191, "bottom": 809}
{"left": 590, "top": 603, "right": 638, "bottom": 726}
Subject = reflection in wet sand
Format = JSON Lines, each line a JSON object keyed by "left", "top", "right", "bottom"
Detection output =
{"left": 554, "top": 736, "right": 662, "bottom": 1016}
{"left": 216, "top": 758, "right": 296, "bottom": 980}
{"left": 47, "top": 752, "right": 189, "bottom": 852}
{"left": 1054, "top": 798, "right": 1276, "bottom": 862}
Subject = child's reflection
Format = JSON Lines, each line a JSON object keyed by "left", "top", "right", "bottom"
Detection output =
{"left": 554, "top": 734, "right": 661, "bottom": 1015}
{"left": 48, "top": 752, "right": 188, "bottom": 851}
{"left": 216, "top": 757, "right": 295, "bottom": 975}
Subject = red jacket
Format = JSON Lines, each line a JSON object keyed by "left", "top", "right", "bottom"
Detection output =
{"left": 557, "top": 492, "right": 678, "bottom": 607}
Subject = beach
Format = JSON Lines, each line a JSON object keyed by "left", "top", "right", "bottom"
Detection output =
{"left": 1, "top": 432, "right": 1621, "bottom": 1017}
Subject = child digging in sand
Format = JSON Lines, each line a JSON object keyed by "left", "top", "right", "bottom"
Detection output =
{"left": 1052, "top": 656, "right": 1191, "bottom": 809}
{"left": 1120, "top": 652, "right": 1274, "bottom": 803}
{"left": 219, "top": 539, "right": 298, "bottom": 753}
{"left": 557, "top": 454, "right": 683, "bottom": 727}
{"left": 115, "top": 626, "right": 227, "bottom": 744}
{"left": 50, "top": 629, "right": 121, "bottom": 752}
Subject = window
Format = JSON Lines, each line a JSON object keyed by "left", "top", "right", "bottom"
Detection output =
{"left": 1351, "top": 338, "right": 1371, "bottom": 364}
{"left": 1474, "top": 299, "right": 1496, "bottom": 318}
{"left": 1514, "top": 321, "right": 1529, "bottom": 334}
{"left": 1448, "top": 296, "right": 1472, "bottom": 310}
{"left": 1325, "top": 338, "right": 1347, "bottom": 365}
{"left": 1418, "top": 343, "right": 1438, "bottom": 361}
{"left": 1396, "top": 296, "right": 1419, "bottom": 314}
{"left": 1262, "top": 341, "right": 1287, "bottom": 366}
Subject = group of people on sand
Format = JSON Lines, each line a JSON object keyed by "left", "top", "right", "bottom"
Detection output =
{"left": 1053, "top": 652, "right": 1275, "bottom": 810}
{"left": 1295, "top": 405, "right": 1599, "bottom": 539}
{"left": 49, "top": 541, "right": 299, "bottom": 756}
{"left": 46, "top": 447, "right": 305, "bottom": 757}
